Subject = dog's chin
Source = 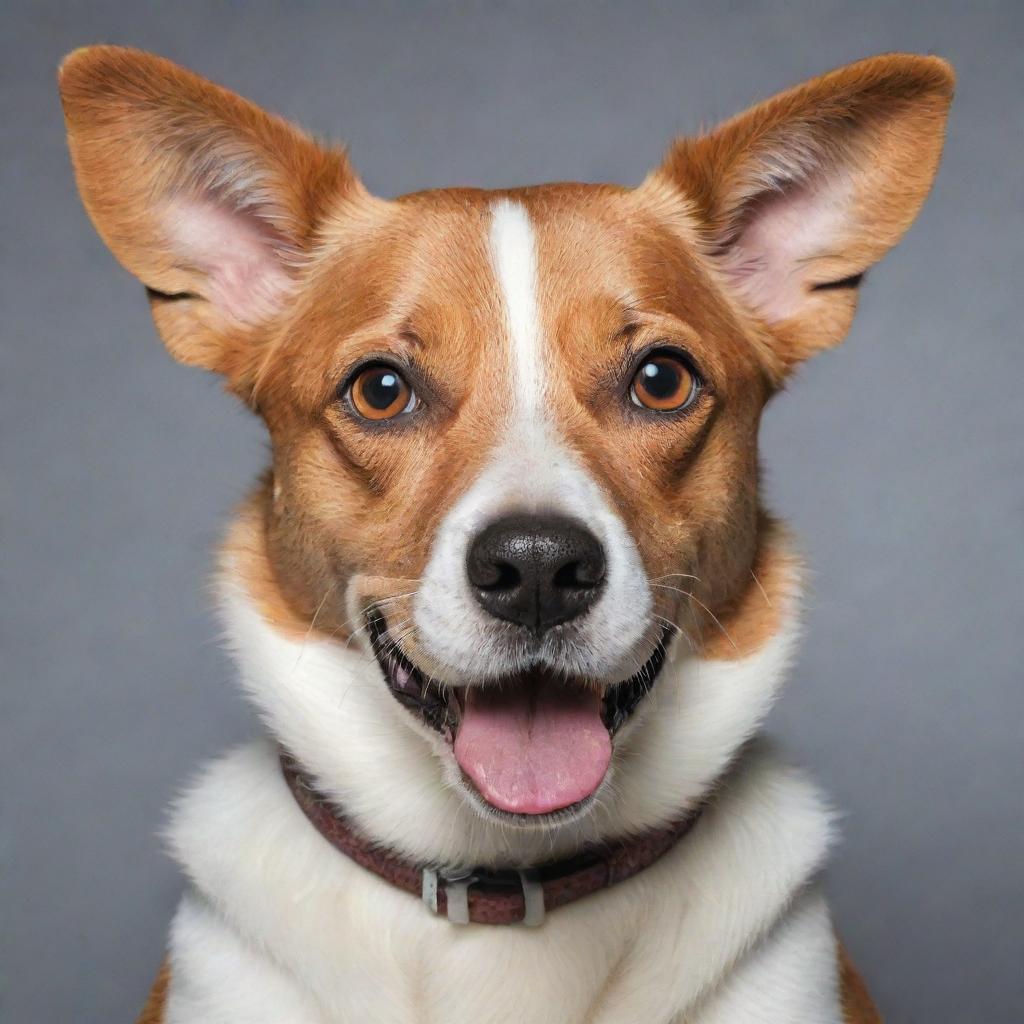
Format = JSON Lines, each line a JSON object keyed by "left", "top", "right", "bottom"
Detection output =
{"left": 366, "top": 611, "right": 670, "bottom": 829}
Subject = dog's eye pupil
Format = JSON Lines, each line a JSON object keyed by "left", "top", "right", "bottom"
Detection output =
{"left": 640, "top": 361, "right": 678, "bottom": 399}
{"left": 365, "top": 371, "right": 400, "bottom": 408}
{"left": 630, "top": 354, "right": 698, "bottom": 412}
{"left": 348, "top": 365, "right": 416, "bottom": 421}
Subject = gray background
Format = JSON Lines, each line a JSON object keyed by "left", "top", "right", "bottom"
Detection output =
{"left": 2, "top": 2, "right": 1021, "bottom": 1021}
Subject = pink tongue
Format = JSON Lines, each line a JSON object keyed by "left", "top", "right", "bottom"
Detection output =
{"left": 453, "top": 678, "right": 611, "bottom": 815}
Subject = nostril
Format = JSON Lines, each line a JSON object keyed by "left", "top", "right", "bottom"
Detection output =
{"left": 552, "top": 560, "right": 603, "bottom": 590}
{"left": 552, "top": 561, "right": 579, "bottom": 590}
{"left": 479, "top": 561, "right": 521, "bottom": 592}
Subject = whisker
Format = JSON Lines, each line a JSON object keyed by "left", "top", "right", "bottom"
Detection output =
{"left": 682, "top": 590, "right": 738, "bottom": 651}
{"left": 650, "top": 582, "right": 697, "bottom": 599}
{"left": 302, "top": 583, "right": 336, "bottom": 643}
{"left": 685, "top": 595, "right": 707, "bottom": 657}
{"left": 387, "top": 622, "right": 418, "bottom": 654}
{"left": 651, "top": 612, "right": 683, "bottom": 636}
{"left": 371, "top": 617, "right": 413, "bottom": 658}
{"left": 341, "top": 618, "right": 373, "bottom": 649}
{"left": 332, "top": 590, "right": 419, "bottom": 638}
{"left": 288, "top": 582, "right": 339, "bottom": 671}
{"left": 750, "top": 569, "right": 772, "bottom": 607}
{"left": 651, "top": 611, "right": 697, "bottom": 652}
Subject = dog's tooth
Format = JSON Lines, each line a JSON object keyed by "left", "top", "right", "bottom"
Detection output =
{"left": 393, "top": 663, "right": 414, "bottom": 693}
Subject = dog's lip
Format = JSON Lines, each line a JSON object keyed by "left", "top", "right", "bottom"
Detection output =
{"left": 365, "top": 611, "right": 459, "bottom": 740}
{"left": 365, "top": 609, "right": 671, "bottom": 741}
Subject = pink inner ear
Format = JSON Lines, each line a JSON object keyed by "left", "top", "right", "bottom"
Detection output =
{"left": 163, "top": 197, "right": 295, "bottom": 324}
{"left": 718, "top": 174, "right": 851, "bottom": 324}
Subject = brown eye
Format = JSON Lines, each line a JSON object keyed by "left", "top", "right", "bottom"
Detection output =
{"left": 630, "top": 353, "right": 699, "bottom": 412}
{"left": 348, "top": 364, "right": 416, "bottom": 421}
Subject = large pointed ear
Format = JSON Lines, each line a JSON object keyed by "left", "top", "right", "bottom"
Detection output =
{"left": 647, "top": 54, "right": 953, "bottom": 375}
{"left": 59, "top": 46, "right": 364, "bottom": 391}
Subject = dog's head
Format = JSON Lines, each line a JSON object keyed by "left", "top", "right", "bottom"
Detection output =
{"left": 61, "top": 48, "right": 951, "bottom": 840}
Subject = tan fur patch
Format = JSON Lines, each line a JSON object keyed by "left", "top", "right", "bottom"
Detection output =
{"left": 839, "top": 942, "right": 883, "bottom": 1024}
{"left": 136, "top": 960, "right": 170, "bottom": 1024}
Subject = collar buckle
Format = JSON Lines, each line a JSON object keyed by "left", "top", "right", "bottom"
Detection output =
{"left": 421, "top": 867, "right": 546, "bottom": 927}
{"left": 517, "top": 868, "right": 545, "bottom": 927}
{"left": 422, "top": 867, "right": 475, "bottom": 925}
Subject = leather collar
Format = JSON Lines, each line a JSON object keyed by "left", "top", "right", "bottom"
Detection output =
{"left": 281, "top": 752, "right": 701, "bottom": 927}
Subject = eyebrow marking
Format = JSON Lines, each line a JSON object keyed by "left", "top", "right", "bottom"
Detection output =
{"left": 488, "top": 199, "right": 543, "bottom": 420}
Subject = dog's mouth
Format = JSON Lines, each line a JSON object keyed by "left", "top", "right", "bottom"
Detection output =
{"left": 366, "top": 612, "right": 669, "bottom": 819}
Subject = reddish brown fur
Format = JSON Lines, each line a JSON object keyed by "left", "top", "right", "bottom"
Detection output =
{"left": 136, "top": 960, "right": 170, "bottom": 1024}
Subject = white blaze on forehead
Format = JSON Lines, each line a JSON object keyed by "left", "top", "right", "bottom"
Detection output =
{"left": 411, "top": 198, "right": 654, "bottom": 683}
{"left": 488, "top": 199, "right": 544, "bottom": 419}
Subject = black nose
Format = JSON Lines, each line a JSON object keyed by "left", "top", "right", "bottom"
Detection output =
{"left": 466, "top": 514, "right": 606, "bottom": 633}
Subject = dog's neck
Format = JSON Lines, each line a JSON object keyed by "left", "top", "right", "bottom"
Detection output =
{"left": 217, "top": 493, "right": 804, "bottom": 868}
{"left": 280, "top": 750, "right": 704, "bottom": 926}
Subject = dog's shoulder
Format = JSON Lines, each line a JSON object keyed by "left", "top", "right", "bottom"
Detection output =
{"left": 136, "top": 947, "right": 883, "bottom": 1023}
{"left": 153, "top": 738, "right": 860, "bottom": 1023}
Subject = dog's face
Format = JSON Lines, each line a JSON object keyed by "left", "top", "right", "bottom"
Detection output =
{"left": 61, "top": 48, "right": 951, "bottom": 827}
{"left": 258, "top": 188, "right": 772, "bottom": 816}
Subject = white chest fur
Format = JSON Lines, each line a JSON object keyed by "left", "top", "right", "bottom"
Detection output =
{"left": 165, "top": 739, "right": 839, "bottom": 1023}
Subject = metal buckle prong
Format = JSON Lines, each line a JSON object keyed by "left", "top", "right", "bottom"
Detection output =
{"left": 422, "top": 867, "right": 544, "bottom": 926}
{"left": 443, "top": 870, "right": 474, "bottom": 925}
{"left": 421, "top": 867, "right": 440, "bottom": 914}
{"left": 422, "top": 868, "right": 476, "bottom": 925}
{"left": 518, "top": 868, "right": 545, "bottom": 927}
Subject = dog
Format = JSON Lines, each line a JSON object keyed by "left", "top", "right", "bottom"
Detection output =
{"left": 60, "top": 46, "right": 952, "bottom": 1023}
